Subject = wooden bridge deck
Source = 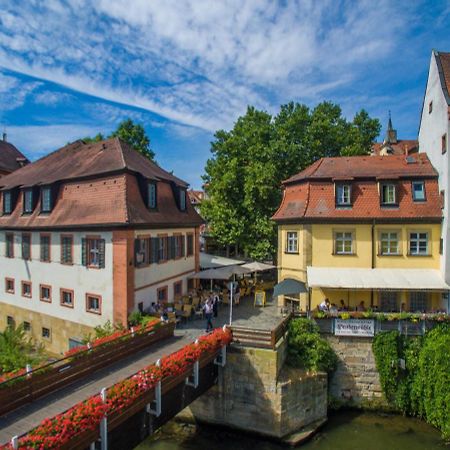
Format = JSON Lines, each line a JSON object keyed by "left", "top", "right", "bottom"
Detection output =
{"left": 0, "top": 333, "right": 196, "bottom": 445}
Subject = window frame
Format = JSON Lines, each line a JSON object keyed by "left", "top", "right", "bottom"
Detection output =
{"left": 186, "top": 233, "right": 194, "bottom": 257}
{"left": 380, "top": 183, "right": 397, "bottom": 206}
{"left": 179, "top": 189, "right": 187, "bottom": 211}
{"left": 333, "top": 230, "right": 355, "bottom": 255}
{"left": 135, "top": 236, "right": 150, "bottom": 268}
{"left": 60, "top": 234, "right": 73, "bottom": 265}
{"left": 40, "top": 186, "right": 52, "bottom": 213}
{"left": 157, "top": 286, "right": 168, "bottom": 303}
{"left": 3, "top": 191, "right": 12, "bottom": 215}
{"left": 147, "top": 182, "right": 157, "bottom": 209}
{"left": 408, "top": 231, "right": 429, "bottom": 256}
{"left": 5, "top": 277, "right": 15, "bottom": 294}
{"left": 411, "top": 181, "right": 426, "bottom": 202}
{"left": 379, "top": 230, "right": 401, "bottom": 256}
{"left": 21, "top": 232, "right": 31, "bottom": 261}
{"left": 335, "top": 184, "right": 352, "bottom": 207}
{"left": 23, "top": 189, "right": 33, "bottom": 214}
{"left": 5, "top": 232, "right": 14, "bottom": 258}
{"left": 157, "top": 234, "right": 168, "bottom": 263}
{"left": 86, "top": 236, "right": 102, "bottom": 268}
{"left": 60, "top": 288, "right": 74, "bottom": 308}
{"left": 86, "top": 293, "right": 102, "bottom": 315}
{"left": 21, "top": 281, "right": 32, "bottom": 298}
{"left": 285, "top": 231, "right": 299, "bottom": 254}
{"left": 42, "top": 327, "right": 51, "bottom": 340}
{"left": 23, "top": 321, "right": 31, "bottom": 332}
{"left": 173, "top": 280, "right": 183, "bottom": 297}
{"left": 40, "top": 284, "right": 52, "bottom": 303}
{"left": 6, "top": 316, "right": 15, "bottom": 328}
{"left": 40, "top": 233, "right": 51, "bottom": 262}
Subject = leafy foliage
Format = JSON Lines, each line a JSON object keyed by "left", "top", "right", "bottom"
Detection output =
{"left": 0, "top": 324, "right": 44, "bottom": 373}
{"left": 202, "top": 102, "right": 380, "bottom": 259}
{"left": 83, "top": 118, "right": 155, "bottom": 160}
{"left": 82, "top": 320, "right": 124, "bottom": 343}
{"left": 286, "top": 318, "right": 337, "bottom": 374}
{"left": 373, "top": 326, "right": 450, "bottom": 440}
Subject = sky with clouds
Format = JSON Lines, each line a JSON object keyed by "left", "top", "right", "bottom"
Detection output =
{"left": 0, "top": 0, "right": 449, "bottom": 188}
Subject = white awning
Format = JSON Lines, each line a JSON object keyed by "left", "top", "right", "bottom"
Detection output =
{"left": 200, "top": 252, "right": 244, "bottom": 269}
{"left": 306, "top": 266, "right": 450, "bottom": 291}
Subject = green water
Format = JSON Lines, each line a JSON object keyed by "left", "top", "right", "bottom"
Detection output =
{"left": 135, "top": 412, "right": 447, "bottom": 450}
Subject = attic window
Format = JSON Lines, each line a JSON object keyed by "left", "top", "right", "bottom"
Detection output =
{"left": 179, "top": 189, "right": 186, "bottom": 211}
{"left": 412, "top": 181, "right": 425, "bottom": 201}
{"left": 335, "top": 184, "right": 352, "bottom": 206}
{"left": 3, "top": 191, "right": 12, "bottom": 214}
{"left": 23, "top": 189, "right": 33, "bottom": 214}
{"left": 380, "top": 183, "right": 397, "bottom": 205}
{"left": 41, "top": 187, "right": 52, "bottom": 213}
{"left": 147, "top": 183, "right": 157, "bottom": 209}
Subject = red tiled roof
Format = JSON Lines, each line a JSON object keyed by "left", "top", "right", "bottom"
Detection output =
{"left": 188, "top": 190, "right": 205, "bottom": 204}
{"left": 371, "top": 140, "right": 419, "bottom": 156}
{"left": 0, "top": 140, "right": 29, "bottom": 174}
{"left": 273, "top": 154, "right": 441, "bottom": 222}
{"left": 435, "top": 51, "right": 450, "bottom": 104}
{"left": 284, "top": 153, "right": 437, "bottom": 184}
{"left": 0, "top": 138, "right": 187, "bottom": 190}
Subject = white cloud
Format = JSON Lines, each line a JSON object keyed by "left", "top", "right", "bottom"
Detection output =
{"left": 0, "top": 72, "right": 41, "bottom": 111}
{"left": 33, "top": 90, "right": 74, "bottom": 106}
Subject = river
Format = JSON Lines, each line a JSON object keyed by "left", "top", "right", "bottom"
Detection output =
{"left": 135, "top": 411, "right": 447, "bottom": 450}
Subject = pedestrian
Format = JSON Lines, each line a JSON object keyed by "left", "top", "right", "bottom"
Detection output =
{"left": 212, "top": 292, "right": 219, "bottom": 318}
{"left": 203, "top": 298, "right": 214, "bottom": 332}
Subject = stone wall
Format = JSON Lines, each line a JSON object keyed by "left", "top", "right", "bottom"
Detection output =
{"left": 325, "top": 335, "right": 387, "bottom": 407}
{"left": 184, "top": 338, "right": 327, "bottom": 442}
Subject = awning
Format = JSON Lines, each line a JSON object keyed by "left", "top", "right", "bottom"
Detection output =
{"left": 306, "top": 266, "right": 450, "bottom": 291}
{"left": 273, "top": 278, "right": 308, "bottom": 297}
{"left": 190, "top": 265, "right": 252, "bottom": 281}
{"left": 200, "top": 252, "right": 244, "bottom": 269}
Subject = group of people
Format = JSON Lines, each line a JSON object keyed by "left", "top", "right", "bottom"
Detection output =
{"left": 318, "top": 298, "right": 368, "bottom": 314}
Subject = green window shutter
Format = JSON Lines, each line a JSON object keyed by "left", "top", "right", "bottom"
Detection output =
{"left": 99, "top": 239, "right": 105, "bottom": 268}
{"left": 81, "top": 238, "right": 87, "bottom": 266}
{"left": 169, "top": 236, "right": 175, "bottom": 259}
{"left": 134, "top": 239, "right": 140, "bottom": 267}
{"left": 151, "top": 237, "right": 158, "bottom": 263}
{"left": 181, "top": 235, "right": 185, "bottom": 257}
{"left": 146, "top": 238, "right": 151, "bottom": 264}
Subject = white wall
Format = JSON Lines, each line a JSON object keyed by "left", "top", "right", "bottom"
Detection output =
{"left": 419, "top": 52, "right": 450, "bottom": 285}
{"left": 134, "top": 227, "right": 197, "bottom": 310}
{"left": 0, "top": 230, "right": 114, "bottom": 327}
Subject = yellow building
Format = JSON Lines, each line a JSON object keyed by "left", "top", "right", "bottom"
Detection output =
{"left": 273, "top": 154, "right": 450, "bottom": 313}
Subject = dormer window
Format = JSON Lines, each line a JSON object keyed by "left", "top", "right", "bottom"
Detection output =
{"left": 41, "top": 187, "right": 52, "bottom": 213}
{"left": 3, "top": 191, "right": 12, "bottom": 214}
{"left": 147, "top": 182, "right": 157, "bottom": 209}
{"left": 179, "top": 189, "right": 186, "bottom": 211}
{"left": 381, "top": 183, "right": 396, "bottom": 205}
{"left": 336, "top": 184, "right": 351, "bottom": 206}
{"left": 23, "top": 189, "right": 33, "bottom": 214}
{"left": 412, "top": 181, "right": 425, "bottom": 201}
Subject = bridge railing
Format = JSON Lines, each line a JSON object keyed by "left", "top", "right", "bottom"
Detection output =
{"left": 230, "top": 313, "right": 293, "bottom": 349}
{"left": 0, "top": 321, "right": 175, "bottom": 416}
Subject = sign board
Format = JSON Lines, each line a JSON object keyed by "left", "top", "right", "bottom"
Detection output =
{"left": 334, "top": 319, "right": 374, "bottom": 337}
{"left": 254, "top": 290, "right": 266, "bottom": 307}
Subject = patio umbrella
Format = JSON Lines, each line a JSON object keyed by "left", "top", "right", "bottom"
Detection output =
{"left": 273, "top": 278, "right": 308, "bottom": 297}
{"left": 242, "top": 261, "right": 276, "bottom": 285}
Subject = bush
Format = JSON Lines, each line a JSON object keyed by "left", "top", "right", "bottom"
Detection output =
{"left": 286, "top": 318, "right": 337, "bottom": 374}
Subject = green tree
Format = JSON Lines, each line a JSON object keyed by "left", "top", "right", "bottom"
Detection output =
{"left": 83, "top": 119, "right": 155, "bottom": 160}
{"left": 202, "top": 102, "right": 380, "bottom": 260}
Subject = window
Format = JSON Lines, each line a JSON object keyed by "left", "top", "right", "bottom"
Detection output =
{"left": 60, "top": 289, "right": 74, "bottom": 308}
{"left": 7, "top": 316, "right": 15, "bottom": 327}
{"left": 42, "top": 327, "right": 51, "bottom": 339}
{"left": 61, "top": 235, "right": 73, "bottom": 264}
{"left": 40, "top": 284, "right": 52, "bottom": 303}
{"left": 23, "top": 321, "right": 31, "bottom": 332}
{"left": 135, "top": 237, "right": 150, "bottom": 267}
{"left": 443, "top": 134, "right": 447, "bottom": 154}
{"left": 86, "top": 294, "right": 101, "bottom": 314}
{"left": 174, "top": 280, "right": 182, "bottom": 297}
{"left": 187, "top": 278, "right": 194, "bottom": 291}
{"left": 429, "top": 101, "right": 433, "bottom": 113}
{"left": 179, "top": 189, "right": 186, "bottom": 211}
{"left": 5, "top": 233, "right": 14, "bottom": 258}
{"left": 336, "top": 184, "right": 352, "bottom": 206}
{"left": 41, "top": 187, "right": 52, "bottom": 212}
{"left": 380, "top": 292, "right": 398, "bottom": 312}
{"left": 334, "top": 231, "right": 354, "bottom": 255}
{"left": 158, "top": 236, "right": 168, "bottom": 262}
{"left": 23, "top": 189, "right": 33, "bottom": 213}
{"left": 148, "top": 183, "right": 157, "bottom": 209}
{"left": 157, "top": 286, "right": 168, "bottom": 302}
{"left": 174, "top": 234, "right": 183, "bottom": 258}
{"left": 409, "top": 232, "right": 429, "bottom": 255}
{"left": 187, "top": 233, "right": 194, "bottom": 256}
{"left": 82, "top": 237, "right": 105, "bottom": 268}
{"left": 3, "top": 191, "right": 12, "bottom": 214}
{"left": 380, "top": 232, "right": 399, "bottom": 255}
{"left": 40, "top": 234, "right": 51, "bottom": 262}
{"left": 21, "top": 233, "right": 31, "bottom": 260}
{"left": 5, "top": 278, "right": 14, "bottom": 294}
{"left": 381, "top": 184, "right": 396, "bottom": 205}
{"left": 286, "top": 231, "right": 298, "bottom": 253}
{"left": 409, "top": 292, "right": 428, "bottom": 312}
{"left": 412, "top": 181, "right": 425, "bottom": 201}
{"left": 21, "top": 281, "right": 32, "bottom": 298}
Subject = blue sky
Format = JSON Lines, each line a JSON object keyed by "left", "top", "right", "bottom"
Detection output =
{"left": 0, "top": 0, "right": 449, "bottom": 189}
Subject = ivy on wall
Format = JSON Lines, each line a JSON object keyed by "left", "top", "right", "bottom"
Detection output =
{"left": 372, "top": 325, "right": 450, "bottom": 440}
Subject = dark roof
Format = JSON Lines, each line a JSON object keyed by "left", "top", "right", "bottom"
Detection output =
{"left": 435, "top": 50, "right": 450, "bottom": 105}
{"left": 0, "top": 138, "right": 187, "bottom": 190}
{"left": 0, "top": 140, "right": 29, "bottom": 174}
{"left": 283, "top": 153, "right": 437, "bottom": 185}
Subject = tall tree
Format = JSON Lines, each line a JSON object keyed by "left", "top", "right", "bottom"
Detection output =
{"left": 83, "top": 119, "right": 155, "bottom": 160}
{"left": 202, "top": 102, "right": 380, "bottom": 260}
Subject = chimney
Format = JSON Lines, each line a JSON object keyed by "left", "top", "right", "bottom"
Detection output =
{"left": 404, "top": 144, "right": 409, "bottom": 156}
{"left": 2, "top": 132, "right": 6, "bottom": 142}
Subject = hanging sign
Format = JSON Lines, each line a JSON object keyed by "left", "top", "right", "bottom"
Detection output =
{"left": 334, "top": 319, "right": 374, "bottom": 337}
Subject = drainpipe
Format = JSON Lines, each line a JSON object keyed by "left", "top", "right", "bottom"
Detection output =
{"left": 371, "top": 220, "right": 375, "bottom": 307}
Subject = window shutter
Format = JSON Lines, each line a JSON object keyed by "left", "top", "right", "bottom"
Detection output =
{"left": 81, "top": 238, "right": 87, "bottom": 266}
{"left": 151, "top": 237, "right": 158, "bottom": 263}
{"left": 146, "top": 238, "right": 151, "bottom": 264}
{"left": 181, "top": 235, "right": 185, "bottom": 257}
{"left": 134, "top": 239, "right": 140, "bottom": 267}
{"left": 169, "top": 236, "right": 175, "bottom": 259}
{"left": 99, "top": 239, "right": 105, "bottom": 268}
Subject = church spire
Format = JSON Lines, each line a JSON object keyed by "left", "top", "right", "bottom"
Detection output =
{"left": 385, "top": 111, "right": 397, "bottom": 144}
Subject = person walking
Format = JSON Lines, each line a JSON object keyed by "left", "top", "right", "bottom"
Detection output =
{"left": 212, "top": 291, "right": 219, "bottom": 318}
{"left": 203, "top": 298, "right": 214, "bottom": 332}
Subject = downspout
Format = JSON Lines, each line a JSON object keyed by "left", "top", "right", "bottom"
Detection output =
{"left": 371, "top": 219, "right": 375, "bottom": 307}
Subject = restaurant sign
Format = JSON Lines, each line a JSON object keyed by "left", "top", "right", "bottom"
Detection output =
{"left": 334, "top": 319, "right": 375, "bottom": 337}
